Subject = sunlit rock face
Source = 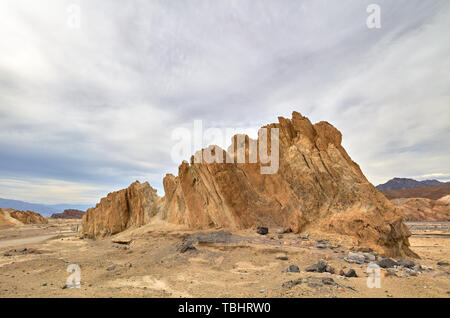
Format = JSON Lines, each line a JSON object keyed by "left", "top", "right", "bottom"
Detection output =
{"left": 82, "top": 112, "right": 416, "bottom": 257}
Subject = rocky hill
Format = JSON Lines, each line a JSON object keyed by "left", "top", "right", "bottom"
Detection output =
{"left": 381, "top": 184, "right": 450, "bottom": 201}
{"left": 376, "top": 177, "right": 449, "bottom": 191}
{"left": 50, "top": 209, "right": 85, "bottom": 219}
{"left": 0, "top": 208, "right": 48, "bottom": 226}
{"left": 392, "top": 195, "right": 450, "bottom": 221}
{"left": 81, "top": 112, "right": 416, "bottom": 258}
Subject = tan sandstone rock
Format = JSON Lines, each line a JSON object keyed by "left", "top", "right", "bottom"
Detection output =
{"left": 81, "top": 181, "right": 161, "bottom": 238}
{"left": 392, "top": 196, "right": 450, "bottom": 221}
{"left": 0, "top": 208, "right": 48, "bottom": 225}
{"left": 81, "top": 112, "right": 416, "bottom": 257}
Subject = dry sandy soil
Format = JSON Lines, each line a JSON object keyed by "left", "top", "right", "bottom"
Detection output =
{"left": 0, "top": 219, "right": 449, "bottom": 298}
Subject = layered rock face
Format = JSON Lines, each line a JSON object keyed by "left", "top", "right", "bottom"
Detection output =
{"left": 0, "top": 208, "right": 48, "bottom": 226}
{"left": 81, "top": 112, "right": 416, "bottom": 257}
{"left": 392, "top": 196, "right": 450, "bottom": 221}
{"left": 81, "top": 181, "right": 161, "bottom": 238}
{"left": 51, "top": 209, "right": 85, "bottom": 219}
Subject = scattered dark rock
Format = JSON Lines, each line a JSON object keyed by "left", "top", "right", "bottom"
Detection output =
{"left": 177, "top": 242, "right": 197, "bottom": 253}
{"left": 306, "top": 260, "right": 328, "bottom": 273}
{"left": 344, "top": 269, "right": 357, "bottom": 277}
{"left": 107, "top": 264, "right": 117, "bottom": 271}
{"left": 256, "top": 227, "right": 269, "bottom": 235}
{"left": 315, "top": 240, "right": 330, "bottom": 249}
{"left": 3, "top": 253, "right": 11, "bottom": 257}
{"left": 61, "top": 284, "right": 68, "bottom": 289}
{"left": 437, "top": 261, "right": 449, "bottom": 266}
{"left": 345, "top": 252, "right": 365, "bottom": 264}
{"left": 325, "top": 265, "right": 335, "bottom": 274}
{"left": 321, "top": 277, "right": 336, "bottom": 286}
{"left": 385, "top": 268, "right": 398, "bottom": 277}
{"left": 377, "top": 258, "right": 398, "bottom": 268}
{"left": 287, "top": 265, "right": 300, "bottom": 273}
{"left": 339, "top": 269, "right": 345, "bottom": 276}
{"left": 112, "top": 239, "right": 132, "bottom": 245}
{"left": 397, "top": 259, "right": 415, "bottom": 268}
{"left": 282, "top": 278, "right": 302, "bottom": 289}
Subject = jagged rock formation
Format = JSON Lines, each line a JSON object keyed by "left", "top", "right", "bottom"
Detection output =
{"left": 392, "top": 195, "right": 450, "bottom": 221}
{"left": 51, "top": 209, "right": 85, "bottom": 219}
{"left": 81, "top": 181, "right": 161, "bottom": 238}
{"left": 0, "top": 208, "right": 48, "bottom": 226}
{"left": 81, "top": 112, "right": 416, "bottom": 257}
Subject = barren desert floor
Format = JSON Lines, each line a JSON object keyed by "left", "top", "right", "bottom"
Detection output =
{"left": 0, "top": 219, "right": 449, "bottom": 298}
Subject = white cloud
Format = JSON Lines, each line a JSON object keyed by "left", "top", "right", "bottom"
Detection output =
{"left": 0, "top": 0, "right": 449, "bottom": 203}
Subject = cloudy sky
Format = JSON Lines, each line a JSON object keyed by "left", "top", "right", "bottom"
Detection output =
{"left": 0, "top": 0, "right": 449, "bottom": 205}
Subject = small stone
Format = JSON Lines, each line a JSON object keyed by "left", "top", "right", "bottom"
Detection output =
{"left": 282, "top": 278, "right": 302, "bottom": 289}
{"left": 61, "top": 284, "right": 68, "bottom": 289}
{"left": 344, "top": 269, "right": 357, "bottom": 277}
{"left": 42, "top": 282, "right": 47, "bottom": 286}
{"left": 321, "top": 277, "right": 336, "bottom": 286}
{"left": 325, "top": 265, "right": 335, "bottom": 274}
{"left": 316, "top": 240, "right": 330, "bottom": 249}
{"left": 385, "top": 268, "right": 398, "bottom": 277}
{"left": 178, "top": 242, "right": 197, "bottom": 253}
{"left": 275, "top": 253, "right": 288, "bottom": 260}
{"left": 287, "top": 265, "right": 300, "bottom": 273}
{"left": 276, "top": 228, "right": 292, "bottom": 234}
{"left": 306, "top": 260, "right": 328, "bottom": 273}
{"left": 259, "top": 289, "right": 265, "bottom": 293}
{"left": 437, "top": 261, "right": 449, "bottom": 266}
{"left": 397, "top": 259, "right": 415, "bottom": 268}
{"left": 363, "top": 253, "right": 376, "bottom": 262}
{"left": 256, "top": 227, "right": 269, "bottom": 235}
{"left": 346, "top": 252, "right": 365, "bottom": 264}
{"left": 377, "top": 258, "right": 398, "bottom": 268}
{"left": 107, "top": 264, "right": 117, "bottom": 271}
{"left": 299, "top": 233, "right": 309, "bottom": 240}
{"left": 413, "top": 264, "right": 422, "bottom": 272}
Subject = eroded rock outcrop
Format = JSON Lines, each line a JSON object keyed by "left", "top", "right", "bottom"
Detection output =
{"left": 51, "top": 209, "right": 85, "bottom": 219}
{"left": 392, "top": 196, "right": 450, "bottom": 221}
{"left": 81, "top": 112, "right": 416, "bottom": 257}
{"left": 0, "top": 208, "right": 48, "bottom": 226}
{"left": 81, "top": 181, "right": 161, "bottom": 238}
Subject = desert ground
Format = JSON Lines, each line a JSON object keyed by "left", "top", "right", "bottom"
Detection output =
{"left": 0, "top": 219, "right": 448, "bottom": 298}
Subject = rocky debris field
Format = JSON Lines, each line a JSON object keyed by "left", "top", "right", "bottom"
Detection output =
{"left": 0, "top": 220, "right": 448, "bottom": 298}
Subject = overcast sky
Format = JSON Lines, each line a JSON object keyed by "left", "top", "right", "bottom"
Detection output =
{"left": 0, "top": 0, "right": 449, "bottom": 205}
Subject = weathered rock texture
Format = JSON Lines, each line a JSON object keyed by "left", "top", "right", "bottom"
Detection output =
{"left": 0, "top": 208, "right": 48, "bottom": 226}
{"left": 51, "top": 209, "right": 85, "bottom": 219}
{"left": 81, "top": 181, "right": 161, "bottom": 238}
{"left": 81, "top": 112, "right": 416, "bottom": 257}
{"left": 392, "top": 196, "right": 450, "bottom": 221}
{"left": 382, "top": 185, "right": 450, "bottom": 201}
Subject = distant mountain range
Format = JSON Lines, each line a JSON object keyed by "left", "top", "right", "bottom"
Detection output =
{"left": 376, "top": 177, "right": 450, "bottom": 191}
{"left": 0, "top": 198, "right": 93, "bottom": 217}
